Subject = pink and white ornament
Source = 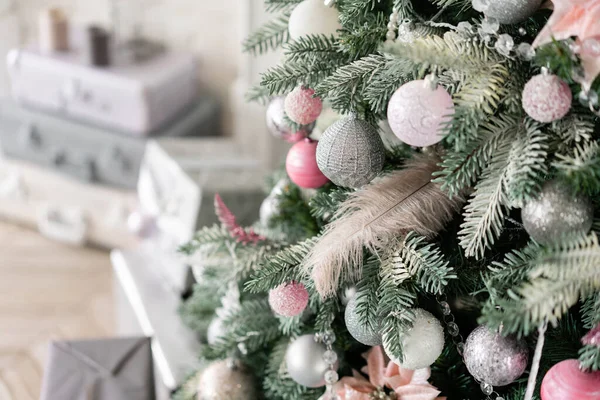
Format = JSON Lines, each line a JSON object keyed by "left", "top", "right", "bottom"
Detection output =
{"left": 386, "top": 80, "right": 455, "bottom": 147}
{"left": 286, "top": 139, "right": 329, "bottom": 189}
{"left": 268, "top": 281, "right": 309, "bottom": 317}
{"left": 285, "top": 86, "right": 323, "bottom": 125}
{"left": 541, "top": 359, "right": 600, "bottom": 400}
{"left": 522, "top": 73, "right": 572, "bottom": 123}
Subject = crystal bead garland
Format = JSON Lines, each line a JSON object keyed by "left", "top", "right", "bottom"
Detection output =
{"left": 315, "top": 330, "right": 340, "bottom": 399}
{"left": 436, "top": 294, "right": 506, "bottom": 400}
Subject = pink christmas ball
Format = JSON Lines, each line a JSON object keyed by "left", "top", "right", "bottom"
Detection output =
{"left": 284, "top": 86, "right": 323, "bottom": 125}
{"left": 386, "top": 80, "right": 455, "bottom": 147}
{"left": 522, "top": 74, "right": 572, "bottom": 123}
{"left": 286, "top": 139, "right": 329, "bottom": 189}
{"left": 541, "top": 359, "right": 600, "bottom": 400}
{"left": 268, "top": 281, "right": 309, "bottom": 317}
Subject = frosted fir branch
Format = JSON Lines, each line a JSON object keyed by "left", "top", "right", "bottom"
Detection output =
{"left": 308, "top": 188, "right": 351, "bottom": 222}
{"left": 261, "top": 60, "right": 337, "bottom": 96}
{"left": 579, "top": 345, "right": 600, "bottom": 372}
{"left": 245, "top": 84, "right": 272, "bottom": 105}
{"left": 264, "top": 0, "right": 302, "bottom": 12}
{"left": 178, "top": 224, "right": 233, "bottom": 255}
{"left": 554, "top": 141, "right": 600, "bottom": 195}
{"left": 582, "top": 292, "right": 600, "bottom": 329}
{"left": 453, "top": 63, "right": 510, "bottom": 114}
{"left": 215, "top": 194, "right": 265, "bottom": 245}
{"left": 242, "top": 12, "right": 291, "bottom": 55}
{"left": 284, "top": 34, "right": 344, "bottom": 64}
{"left": 363, "top": 58, "right": 414, "bottom": 115}
{"left": 480, "top": 233, "right": 600, "bottom": 337}
{"left": 355, "top": 254, "right": 381, "bottom": 330}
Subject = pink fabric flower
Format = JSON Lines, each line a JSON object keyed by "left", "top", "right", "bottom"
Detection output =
{"left": 582, "top": 323, "right": 600, "bottom": 347}
{"left": 533, "top": 0, "right": 600, "bottom": 90}
{"left": 320, "top": 346, "right": 444, "bottom": 400}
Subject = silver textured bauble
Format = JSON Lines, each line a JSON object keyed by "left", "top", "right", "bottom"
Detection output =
{"left": 473, "top": 0, "right": 542, "bottom": 25}
{"left": 316, "top": 116, "right": 385, "bottom": 188}
{"left": 521, "top": 180, "right": 593, "bottom": 245}
{"left": 344, "top": 295, "right": 382, "bottom": 346}
{"left": 285, "top": 334, "right": 338, "bottom": 388}
{"left": 197, "top": 360, "right": 256, "bottom": 400}
{"left": 463, "top": 326, "right": 529, "bottom": 387}
{"left": 266, "top": 97, "right": 314, "bottom": 142}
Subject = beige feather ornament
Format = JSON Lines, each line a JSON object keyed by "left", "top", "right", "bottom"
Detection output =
{"left": 304, "top": 154, "right": 465, "bottom": 298}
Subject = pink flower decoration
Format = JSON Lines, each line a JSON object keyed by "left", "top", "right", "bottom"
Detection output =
{"left": 582, "top": 323, "right": 600, "bottom": 347}
{"left": 320, "top": 346, "right": 444, "bottom": 400}
{"left": 533, "top": 0, "right": 600, "bottom": 90}
{"left": 214, "top": 194, "right": 265, "bottom": 245}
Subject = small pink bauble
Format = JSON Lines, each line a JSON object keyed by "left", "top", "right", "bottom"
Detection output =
{"left": 541, "top": 359, "right": 600, "bottom": 400}
{"left": 522, "top": 74, "right": 572, "bottom": 123}
{"left": 268, "top": 281, "right": 309, "bottom": 317}
{"left": 286, "top": 139, "right": 329, "bottom": 188}
{"left": 284, "top": 86, "right": 323, "bottom": 125}
{"left": 127, "top": 210, "right": 157, "bottom": 238}
{"left": 387, "top": 80, "right": 455, "bottom": 147}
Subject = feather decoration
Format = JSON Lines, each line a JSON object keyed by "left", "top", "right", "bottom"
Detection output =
{"left": 214, "top": 194, "right": 265, "bottom": 245}
{"left": 303, "top": 154, "right": 466, "bottom": 298}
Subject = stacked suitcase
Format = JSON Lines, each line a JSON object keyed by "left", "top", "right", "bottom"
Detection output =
{"left": 0, "top": 28, "right": 220, "bottom": 247}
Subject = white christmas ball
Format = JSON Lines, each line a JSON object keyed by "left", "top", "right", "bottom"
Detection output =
{"left": 285, "top": 334, "right": 337, "bottom": 387}
{"left": 473, "top": 0, "right": 542, "bottom": 25}
{"left": 207, "top": 317, "right": 226, "bottom": 346}
{"left": 288, "top": 0, "right": 342, "bottom": 40}
{"left": 197, "top": 360, "right": 256, "bottom": 400}
{"left": 385, "top": 308, "right": 445, "bottom": 370}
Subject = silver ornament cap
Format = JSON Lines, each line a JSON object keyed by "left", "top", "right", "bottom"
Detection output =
{"left": 316, "top": 116, "right": 385, "bottom": 188}
{"left": 345, "top": 295, "right": 382, "bottom": 346}
{"left": 463, "top": 325, "right": 529, "bottom": 387}
{"left": 521, "top": 180, "right": 593, "bottom": 245}
{"left": 285, "top": 334, "right": 338, "bottom": 388}
{"left": 197, "top": 359, "right": 256, "bottom": 400}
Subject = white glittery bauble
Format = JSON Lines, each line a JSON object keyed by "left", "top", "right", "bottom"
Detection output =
{"left": 207, "top": 317, "right": 226, "bottom": 346}
{"left": 474, "top": 0, "right": 541, "bottom": 24}
{"left": 197, "top": 360, "right": 256, "bottom": 400}
{"left": 521, "top": 180, "right": 593, "bottom": 244}
{"left": 268, "top": 282, "right": 309, "bottom": 317}
{"left": 285, "top": 86, "right": 323, "bottom": 125}
{"left": 288, "top": 0, "right": 342, "bottom": 40}
{"left": 316, "top": 116, "right": 385, "bottom": 188}
{"left": 387, "top": 80, "right": 455, "bottom": 147}
{"left": 464, "top": 326, "right": 529, "bottom": 387}
{"left": 385, "top": 308, "right": 445, "bottom": 370}
{"left": 522, "top": 74, "right": 572, "bottom": 123}
{"left": 285, "top": 334, "right": 337, "bottom": 387}
{"left": 344, "top": 295, "right": 382, "bottom": 346}
{"left": 260, "top": 195, "right": 281, "bottom": 226}
{"left": 266, "top": 97, "right": 314, "bottom": 142}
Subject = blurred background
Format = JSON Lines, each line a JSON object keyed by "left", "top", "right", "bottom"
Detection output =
{"left": 0, "top": 1, "right": 292, "bottom": 398}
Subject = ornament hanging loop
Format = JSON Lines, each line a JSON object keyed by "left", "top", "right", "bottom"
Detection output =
{"left": 424, "top": 74, "right": 439, "bottom": 90}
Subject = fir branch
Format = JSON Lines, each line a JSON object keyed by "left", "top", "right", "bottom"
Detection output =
{"left": 582, "top": 292, "right": 600, "bottom": 329}
{"left": 579, "top": 344, "right": 600, "bottom": 372}
{"left": 453, "top": 63, "right": 510, "bottom": 114}
{"left": 459, "top": 129, "right": 516, "bottom": 259}
{"left": 554, "top": 141, "right": 600, "bottom": 196}
{"left": 441, "top": 106, "right": 484, "bottom": 151}
{"left": 309, "top": 187, "right": 351, "bottom": 222}
{"left": 552, "top": 110, "right": 595, "bottom": 147}
{"left": 356, "top": 254, "right": 381, "bottom": 330}
{"left": 245, "top": 84, "right": 272, "bottom": 105}
{"left": 179, "top": 225, "right": 232, "bottom": 255}
{"left": 261, "top": 60, "right": 337, "bottom": 96}
{"left": 315, "top": 296, "right": 340, "bottom": 333}
{"left": 480, "top": 233, "right": 600, "bottom": 337}
{"left": 393, "top": 0, "right": 414, "bottom": 19}
{"left": 245, "top": 238, "right": 316, "bottom": 293}
{"left": 243, "top": 12, "right": 291, "bottom": 55}
{"left": 505, "top": 119, "right": 548, "bottom": 208}
{"left": 363, "top": 58, "right": 414, "bottom": 116}
{"left": 265, "top": 0, "right": 302, "bottom": 12}
{"left": 396, "top": 233, "right": 457, "bottom": 294}
{"left": 285, "top": 34, "right": 344, "bottom": 64}
{"left": 338, "top": 13, "right": 389, "bottom": 58}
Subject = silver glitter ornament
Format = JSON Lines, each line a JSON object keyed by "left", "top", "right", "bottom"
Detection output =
{"left": 285, "top": 334, "right": 338, "bottom": 388}
{"left": 197, "top": 360, "right": 256, "bottom": 400}
{"left": 521, "top": 180, "right": 593, "bottom": 245}
{"left": 474, "top": 0, "right": 542, "bottom": 25}
{"left": 266, "top": 97, "right": 315, "bottom": 142}
{"left": 316, "top": 116, "right": 385, "bottom": 188}
{"left": 344, "top": 295, "right": 382, "bottom": 346}
{"left": 464, "top": 325, "right": 529, "bottom": 387}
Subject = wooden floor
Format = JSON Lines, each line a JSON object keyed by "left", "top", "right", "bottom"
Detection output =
{"left": 0, "top": 221, "right": 115, "bottom": 400}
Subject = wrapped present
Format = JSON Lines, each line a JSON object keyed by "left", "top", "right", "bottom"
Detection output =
{"left": 40, "top": 336, "right": 156, "bottom": 400}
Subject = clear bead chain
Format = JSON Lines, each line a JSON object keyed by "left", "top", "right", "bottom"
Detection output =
{"left": 436, "top": 294, "right": 505, "bottom": 400}
{"left": 316, "top": 330, "right": 339, "bottom": 400}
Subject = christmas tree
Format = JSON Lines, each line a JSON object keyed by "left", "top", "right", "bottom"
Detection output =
{"left": 175, "top": 1, "right": 600, "bottom": 399}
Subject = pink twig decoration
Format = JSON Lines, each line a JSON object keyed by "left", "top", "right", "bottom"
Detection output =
{"left": 214, "top": 194, "right": 265, "bottom": 245}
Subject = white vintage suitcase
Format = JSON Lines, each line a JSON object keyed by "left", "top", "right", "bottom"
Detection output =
{"left": 0, "top": 157, "right": 138, "bottom": 248}
{"left": 7, "top": 48, "right": 198, "bottom": 135}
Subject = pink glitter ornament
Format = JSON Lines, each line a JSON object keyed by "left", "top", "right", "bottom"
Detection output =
{"left": 541, "top": 359, "right": 600, "bottom": 400}
{"left": 286, "top": 139, "right": 329, "bottom": 189}
{"left": 522, "top": 73, "right": 572, "bottom": 123}
{"left": 284, "top": 86, "right": 323, "bottom": 125}
{"left": 268, "top": 281, "right": 309, "bottom": 317}
{"left": 386, "top": 79, "right": 454, "bottom": 147}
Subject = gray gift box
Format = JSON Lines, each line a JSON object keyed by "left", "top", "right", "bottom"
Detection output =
{"left": 40, "top": 336, "right": 156, "bottom": 400}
